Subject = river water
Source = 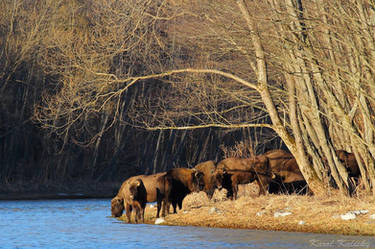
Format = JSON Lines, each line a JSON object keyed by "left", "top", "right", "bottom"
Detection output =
{"left": 0, "top": 199, "right": 373, "bottom": 249}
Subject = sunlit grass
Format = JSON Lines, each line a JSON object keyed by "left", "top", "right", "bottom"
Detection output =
{"left": 117, "top": 183, "right": 375, "bottom": 235}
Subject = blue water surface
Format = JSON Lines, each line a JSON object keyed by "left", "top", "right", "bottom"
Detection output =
{"left": 0, "top": 199, "right": 373, "bottom": 249}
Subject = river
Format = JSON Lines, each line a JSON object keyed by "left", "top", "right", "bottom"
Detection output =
{"left": 0, "top": 199, "right": 373, "bottom": 249}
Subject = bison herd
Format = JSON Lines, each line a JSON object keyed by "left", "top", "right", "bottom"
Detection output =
{"left": 111, "top": 149, "right": 360, "bottom": 223}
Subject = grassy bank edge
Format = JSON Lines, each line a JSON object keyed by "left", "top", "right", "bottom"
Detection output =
{"left": 119, "top": 192, "right": 375, "bottom": 237}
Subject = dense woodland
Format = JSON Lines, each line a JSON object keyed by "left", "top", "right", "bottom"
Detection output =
{"left": 1, "top": 0, "right": 375, "bottom": 196}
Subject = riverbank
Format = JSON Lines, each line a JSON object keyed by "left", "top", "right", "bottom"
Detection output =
{"left": 3, "top": 181, "right": 375, "bottom": 236}
{"left": 121, "top": 185, "right": 375, "bottom": 236}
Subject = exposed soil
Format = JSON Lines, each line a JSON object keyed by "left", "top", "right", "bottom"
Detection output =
{"left": 119, "top": 183, "right": 375, "bottom": 236}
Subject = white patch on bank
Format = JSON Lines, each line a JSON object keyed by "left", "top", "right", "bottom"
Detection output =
{"left": 274, "top": 211, "right": 292, "bottom": 217}
{"left": 256, "top": 210, "right": 266, "bottom": 217}
{"left": 155, "top": 218, "right": 165, "bottom": 225}
{"left": 340, "top": 212, "right": 356, "bottom": 220}
{"left": 209, "top": 207, "right": 222, "bottom": 214}
{"left": 339, "top": 210, "right": 369, "bottom": 220}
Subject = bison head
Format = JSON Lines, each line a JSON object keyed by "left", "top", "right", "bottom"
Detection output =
{"left": 336, "top": 150, "right": 360, "bottom": 177}
{"left": 194, "top": 161, "right": 217, "bottom": 199}
{"left": 129, "top": 179, "right": 142, "bottom": 200}
{"left": 191, "top": 169, "right": 205, "bottom": 192}
{"left": 111, "top": 196, "right": 124, "bottom": 217}
{"left": 213, "top": 170, "right": 225, "bottom": 190}
{"left": 248, "top": 155, "right": 270, "bottom": 174}
{"left": 337, "top": 150, "right": 350, "bottom": 162}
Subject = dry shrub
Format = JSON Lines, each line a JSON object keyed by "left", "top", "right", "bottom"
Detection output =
{"left": 182, "top": 191, "right": 210, "bottom": 210}
{"left": 237, "top": 183, "right": 260, "bottom": 198}
{"left": 220, "top": 141, "right": 255, "bottom": 158}
{"left": 211, "top": 188, "right": 228, "bottom": 202}
{"left": 209, "top": 183, "right": 260, "bottom": 202}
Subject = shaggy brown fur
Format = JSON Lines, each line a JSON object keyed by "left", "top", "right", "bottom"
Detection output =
{"left": 216, "top": 155, "right": 269, "bottom": 174}
{"left": 160, "top": 168, "right": 204, "bottom": 215}
{"left": 263, "top": 149, "right": 305, "bottom": 183}
{"left": 215, "top": 170, "right": 259, "bottom": 200}
{"left": 336, "top": 150, "right": 360, "bottom": 178}
{"left": 215, "top": 156, "right": 271, "bottom": 196}
{"left": 194, "top": 160, "right": 217, "bottom": 198}
{"left": 111, "top": 178, "right": 147, "bottom": 223}
{"left": 111, "top": 173, "right": 168, "bottom": 220}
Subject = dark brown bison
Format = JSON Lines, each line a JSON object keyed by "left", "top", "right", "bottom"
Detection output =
{"left": 194, "top": 160, "right": 217, "bottom": 198}
{"left": 320, "top": 150, "right": 361, "bottom": 195}
{"left": 263, "top": 149, "right": 293, "bottom": 171}
{"left": 215, "top": 170, "right": 260, "bottom": 200}
{"left": 111, "top": 178, "right": 147, "bottom": 223}
{"left": 263, "top": 149, "right": 304, "bottom": 182}
{"left": 216, "top": 155, "right": 269, "bottom": 174}
{"left": 268, "top": 175, "right": 309, "bottom": 194}
{"left": 160, "top": 168, "right": 204, "bottom": 215}
{"left": 215, "top": 155, "right": 271, "bottom": 196}
{"left": 336, "top": 150, "right": 360, "bottom": 178}
{"left": 275, "top": 157, "right": 305, "bottom": 183}
{"left": 263, "top": 149, "right": 306, "bottom": 194}
{"left": 111, "top": 172, "right": 168, "bottom": 220}
{"left": 267, "top": 158, "right": 308, "bottom": 194}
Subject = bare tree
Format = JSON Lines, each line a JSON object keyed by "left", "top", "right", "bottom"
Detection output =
{"left": 28, "top": 0, "right": 375, "bottom": 195}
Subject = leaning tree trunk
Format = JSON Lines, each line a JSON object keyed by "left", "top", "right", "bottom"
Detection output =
{"left": 284, "top": 0, "right": 352, "bottom": 195}
{"left": 237, "top": 0, "right": 327, "bottom": 196}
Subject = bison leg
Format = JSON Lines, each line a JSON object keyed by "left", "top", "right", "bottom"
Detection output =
{"left": 156, "top": 187, "right": 165, "bottom": 218}
{"left": 134, "top": 208, "right": 140, "bottom": 223}
{"left": 162, "top": 200, "right": 171, "bottom": 217}
{"left": 125, "top": 203, "right": 132, "bottom": 223}
{"left": 160, "top": 198, "right": 170, "bottom": 217}
{"left": 171, "top": 199, "right": 177, "bottom": 214}
{"left": 206, "top": 189, "right": 214, "bottom": 199}
{"left": 156, "top": 199, "right": 161, "bottom": 218}
{"left": 133, "top": 202, "right": 142, "bottom": 223}
{"left": 232, "top": 183, "right": 239, "bottom": 200}
{"left": 177, "top": 196, "right": 183, "bottom": 211}
{"left": 156, "top": 192, "right": 162, "bottom": 218}
{"left": 256, "top": 175, "right": 271, "bottom": 195}
{"left": 226, "top": 187, "right": 234, "bottom": 200}
{"left": 139, "top": 206, "right": 145, "bottom": 223}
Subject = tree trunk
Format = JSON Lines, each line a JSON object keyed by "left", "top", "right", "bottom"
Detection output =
{"left": 237, "top": 0, "right": 327, "bottom": 196}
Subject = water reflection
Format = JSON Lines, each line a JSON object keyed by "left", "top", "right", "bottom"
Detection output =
{"left": 0, "top": 199, "right": 373, "bottom": 249}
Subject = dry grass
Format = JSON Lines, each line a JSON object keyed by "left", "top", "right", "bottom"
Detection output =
{"left": 119, "top": 183, "right": 375, "bottom": 236}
